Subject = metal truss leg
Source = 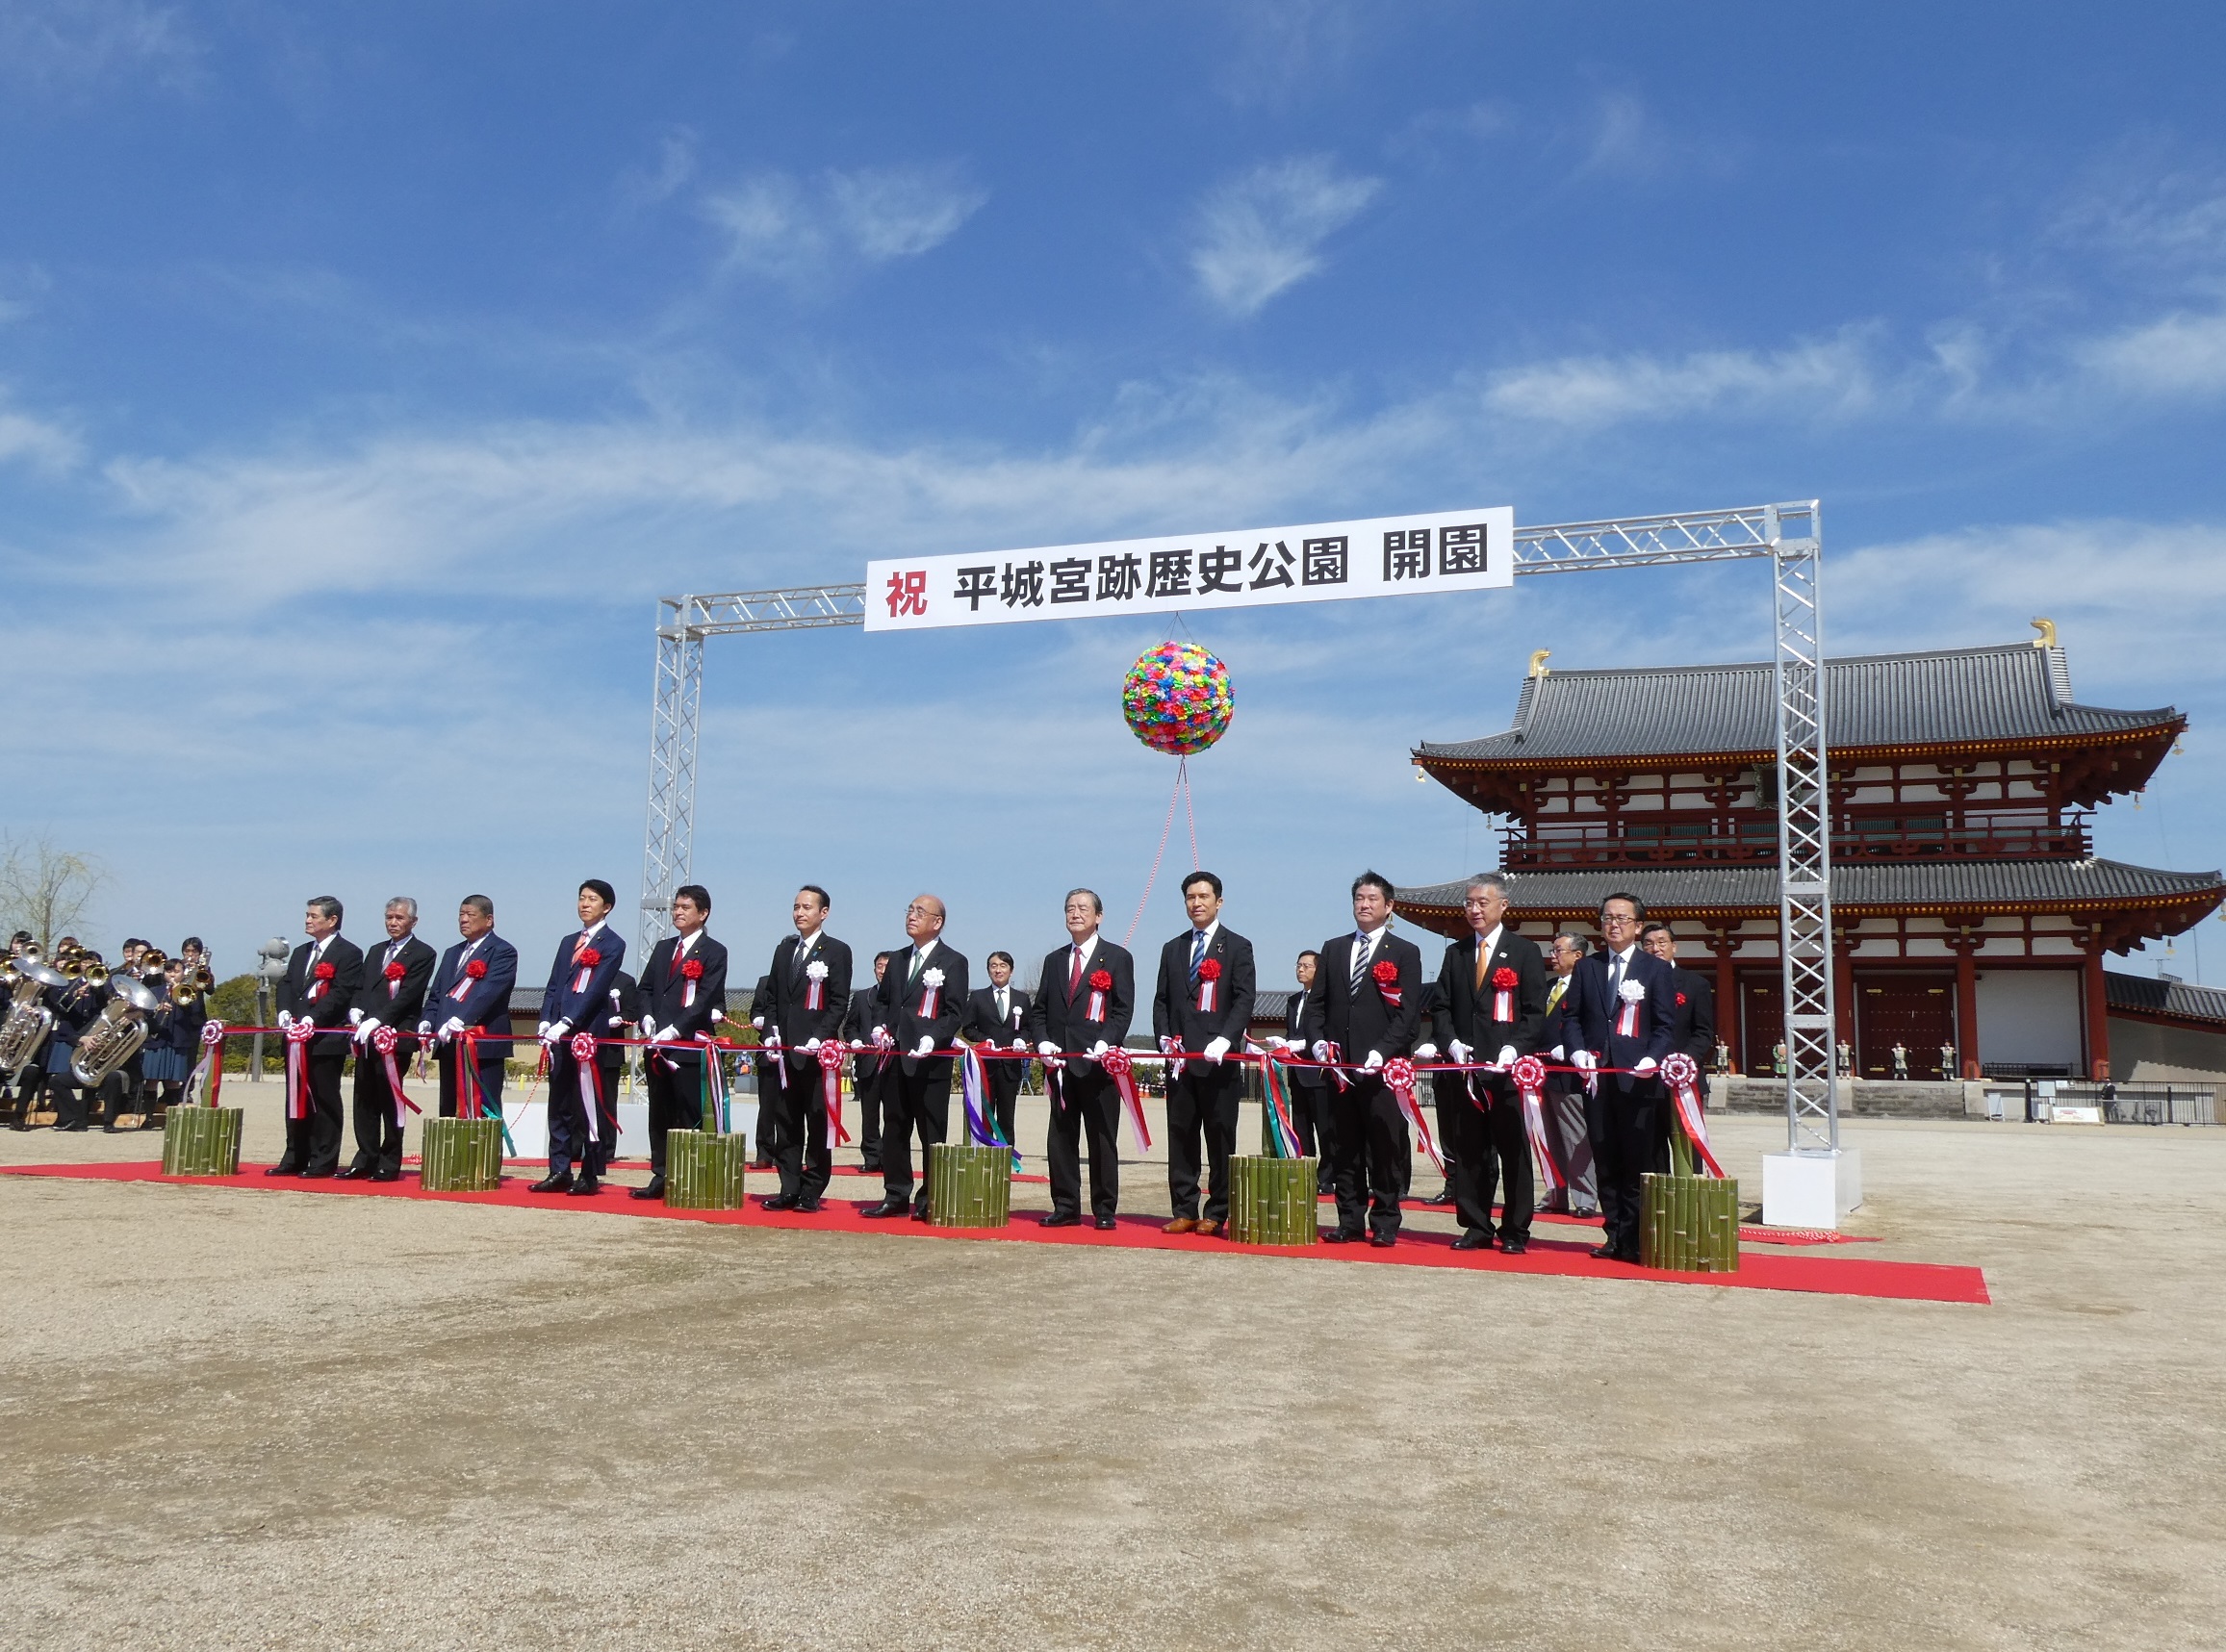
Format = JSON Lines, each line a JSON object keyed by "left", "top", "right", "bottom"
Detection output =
{"left": 640, "top": 600, "right": 704, "bottom": 958}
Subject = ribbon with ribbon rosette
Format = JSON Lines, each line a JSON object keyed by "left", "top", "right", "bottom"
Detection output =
{"left": 1382, "top": 1055, "right": 1444, "bottom": 1171}
{"left": 569, "top": 1029, "right": 603, "bottom": 1144}
{"left": 1099, "top": 1045, "right": 1152, "bottom": 1152}
{"left": 1509, "top": 1053, "right": 1564, "bottom": 1194}
{"left": 1659, "top": 1052, "right": 1725, "bottom": 1177}
{"left": 372, "top": 1024, "right": 422, "bottom": 1131}
{"left": 282, "top": 1020, "right": 315, "bottom": 1120}
{"left": 192, "top": 1019, "right": 227, "bottom": 1108}
{"left": 816, "top": 1038, "right": 852, "bottom": 1146}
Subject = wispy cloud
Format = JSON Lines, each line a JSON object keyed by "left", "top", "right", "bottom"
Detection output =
{"left": 1215, "top": 0, "right": 1364, "bottom": 108}
{"left": 619, "top": 127, "right": 699, "bottom": 209}
{"left": 1485, "top": 327, "right": 1892, "bottom": 426}
{"left": 0, "top": 0, "right": 196, "bottom": 89}
{"left": 1190, "top": 155, "right": 1381, "bottom": 318}
{"left": 701, "top": 163, "right": 986, "bottom": 286}
{"left": 2076, "top": 308, "right": 2226, "bottom": 398}
{"left": 0, "top": 390, "right": 79, "bottom": 471}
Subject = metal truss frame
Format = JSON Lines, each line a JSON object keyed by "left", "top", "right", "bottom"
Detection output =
{"left": 638, "top": 501, "right": 1837, "bottom": 1156}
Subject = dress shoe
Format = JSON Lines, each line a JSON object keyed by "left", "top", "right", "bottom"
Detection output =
{"left": 860, "top": 1199, "right": 908, "bottom": 1218}
{"left": 1499, "top": 1239, "right": 1528, "bottom": 1257}
{"left": 1164, "top": 1216, "right": 1198, "bottom": 1234}
{"left": 1093, "top": 1216, "right": 1117, "bottom": 1231}
{"left": 1368, "top": 1231, "right": 1396, "bottom": 1248}
{"left": 300, "top": 1167, "right": 334, "bottom": 1180}
{"left": 530, "top": 1172, "right": 575, "bottom": 1194}
{"left": 629, "top": 1176, "right": 666, "bottom": 1201}
{"left": 102, "top": 1124, "right": 120, "bottom": 1134}
{"left": 1194, "top": 1218, "right": 1222, "bottom": 1238}
{"left": 1321, "top": 1229, "right": 1363, "bottom": 1244}
{"left": 911, "top": 1206, "right": 931, "bottom": 1222}
{"left": 334, "top": 1165, "right": 371, "bottom": 1181}
{"left": 1589, "top": 1243, "right": 1622, "bottom": 1260}
{"left": 795, "top": 1196, "right": 823, "bottom": 1213}
{"left": 1450, "top": 1231, "right": 1493, "bottom": 1252}
{"left": 761, "top": 1193, "right": 799, "bottom": 1211}
{"left": 1423, "top": 1187, "right": 1455, "bottom": 1206}
{"left": 264, "top": 1162, "right": 299, "bottom": 1177}
{"left": 1039, "top": 1211, "right": 1082, "bottom": 1228}
{"left": 371, "top": 1169, "right": 400, "bottom": 1182}
{"left": 59, "top": 1123, "right": 90, "bottom": 1132}
{"left": 567, "top": 1177, "right": 601, "bottom": 1196}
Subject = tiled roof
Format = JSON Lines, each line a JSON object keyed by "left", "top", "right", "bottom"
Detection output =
{"left": 2105, "top": 971, "right": 2226, "bottom": 1027}
{"left": 1415, "top": 643, "right": 2177, "bottom": 764}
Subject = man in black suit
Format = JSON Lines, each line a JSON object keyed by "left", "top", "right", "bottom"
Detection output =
{"left": 864, "top": 894, "right": 968, "bottom": 1221}
{"left": 1280, "top": 951, "right": 1332, "bottom": 1194}
{"left": 960, "top": 952, "right": 1032, "bottom": 1148}
{"left": 270, "top": 896, "right": 363, "bottom": 1178}
{"left": 1641, "top": 923, "right": 1717, "bottom": 1110}
{"left": 1151, "top": 871, "right": 1257, "bottom": 1236}
{"left": 532, "top": 879, "right": 627, "bottom": 1196}
{"left": 844, "top": 952, "right": 892, "bottom": 1172}
{"left": 341, "top": 896, "right": 436, "bottom": 1182}
{"left": 1024, "top": 888, "right": 1135, "bottom": 1231}
{"left": 1422, "top": 872, "right": 1550, "bottom": 1254}
{"left": 419, "top": 895, "right": 518, "bottom": 1121}
{"left": 1300, "top": 872, "right": 1426, "bottom": 1247}
{"left": 632, "top": 883, "right": 729, "bottom": 1202}
{"left": 758, "top": 884, "right": 854, "bottom": 1212}
{"left": 1557, "top": 892, "right": 1679, "bottom": 1262}
{"left": 1540, "top": 931, "right": 1599, "bottom": 1218}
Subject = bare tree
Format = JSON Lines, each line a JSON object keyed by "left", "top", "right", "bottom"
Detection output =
{"left": 0, "top": 835, "right": 106, "bottom": 952}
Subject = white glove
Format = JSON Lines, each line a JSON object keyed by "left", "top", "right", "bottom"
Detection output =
{"left": 1550, "top": 1044, "right": 1566, "bottom": 1062}
{"left": 640, "top": 1020, "right": 662, "bottom": 1044}
{"left": 1263, "top": 1034, "right": 1287, "bottom": 1052}
{"left": 536, "top": 1020, "right": 550, "bottom": 1039}
{"left": 1413, "top": 1042, "right": 1439, "bottom": 1060}
{"left": 1447, "top": 1038, "right": 1472, "bottom": 1065}
{"left": 1159, "top": 1034, "right": 1180, "bottom": 1055}
{"left": 1311, "top": 1040, "right": 1331, "bottom": 1061}
{"left": 275, "top": 1010, "right": 294, "bottom": 1030}
{"left": 1497, "top": 1045, "right": 1519, "bottom": 1067}
{"left": 438, "top": 1016, "right": 466, "bottom": 1043}
{"left": 1088, "top": 1040, "right": 1109, "bottom": 1058}
{"left": 1635, "top": 1055, "right": 1659, "bottom": 1075}
{"left": 347, "top": 1006, "right": 364, "bottom": 1026}
{"left": 547, "top": 1020, "right": 571, "bottom": 1047}
{"left": 1037, "top": 1040, "right": 1060, "bottom": 1058}
{"left": 1572, "top": 1049, "right": 1598, "bottom": 1072}
{"left": 913, "top": 1035, "right": 934, "bottom": 1057}
{"left": 803, "top": 1037, "right": 821, "bottom": 1053}
{"left": 417, "top": 1021, "right": 433, "bottom": 1040}
{"left": 1201, "top": 1036, "right": 1230, "bottom": 1065}
{"left": 870, "top": 1025, "right": 887, "bottom": 1044}
{"left": 764, "top": 1029, "right": 783, "bottom": 1052}
{"left": 751, "top": 1015, "right": 765, "bottom": 1030}
{"left": 1364, "top": 1050, "right": 1384, "bottom": 1070}
{"left": 354, "top": 1016, "right": 382, "bottom": 1046}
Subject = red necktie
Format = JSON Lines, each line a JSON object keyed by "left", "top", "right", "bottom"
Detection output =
{"left": 1068, "top": 947, "right": 1083, "bottom": 996}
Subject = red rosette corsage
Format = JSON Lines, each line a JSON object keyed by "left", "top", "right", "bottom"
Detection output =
{"left": 680, "top": 957, "right": 704, "bottom": 980}
{"left": 464, "top": 959, "right": 488, "bottom": 979}
{"left": 384, "top": 960, "right": 407, "bottom": 982}
{"left": 1371, "top": 958, "right": 1399, "bottom": 984}
{"left": 314, "top": 961, "right": 336, "bottom": 981}
{"left": 577, "top": 948, "right": 601, "bottom": 968}
{"left": 1197, "top": 958, "right": 1222, "bottom": 981}
{"left": 1676, "top": 992, "right": 1687, "bottom": 1005}
{"left": 1088, "top": 968, "right": 1113, "bottom": 991}
{"left": 1492, "top": 966, "right": 1519, "bottom": 989}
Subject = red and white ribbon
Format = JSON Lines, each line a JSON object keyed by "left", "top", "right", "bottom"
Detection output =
{"left": 1382, "top": 1055, "right": 1444, "bottom": 1171}
{"left": 1321, "top": 1039, "right": 1349, "bottom": 1092}
{"left": 1101, "top": 1046, "right": 1151, "bottom": 1152}
{"left": 1661, "top": 1053, "right": 1725, "bottom": 1177}
{"left": 192, "top": 1019, "right": 227, "bottom": 1108}
{"left": 1616, "top": 978, "right": 1646, "bottom": 1037}
{"left": 372, "top": 1025, "right": 422, "bottom": 1131}
{"left": 569, "top": 1030, "right": 603, "bottom": 1144}
{"left": 1510, "top": 1054, "right": 1564, "bottom": 1194}
{"left": 1196, "top": 958, "right": 1220, "bottom": 1014}
{"left": 282, "top": 1021, "right": 314, "bottom": 1120}
{"left": 817, "top": 1039, "right": 852, "bottom": 1146}
{"left": 805, "top": 959, "right": 828, "bottom": 1011}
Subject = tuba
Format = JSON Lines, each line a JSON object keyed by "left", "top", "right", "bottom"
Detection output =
{"left": 0, "top": 950, "right": 64, "bottom": 1080}
{"left": 71, "top": 972, "right": 159, "bottom": 1088}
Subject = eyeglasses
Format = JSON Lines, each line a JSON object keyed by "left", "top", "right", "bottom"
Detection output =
{"left": 1600, "top": 913, "right": 1639, "bottom": 928}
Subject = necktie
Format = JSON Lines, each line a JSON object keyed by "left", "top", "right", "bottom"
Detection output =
{"left": 1547, "top": 978, "right": 1566, "bottom": 1011}
{"left": 574, "top": 930, "right": 593, "bottom": 961}
{"left": 1607, "top": 954, "right": 1625, "bottom": 1010}
{"left": 793, "top": 937, "right": 811, "bottom": 983}
{"left": 909, "top": 949, "right": 927, "bottom": 984}
{"left": 1190, "top": 928, "right": 1207, "bottom": 982}
{"left": 1472, "top": 938, "right": 1488, "bottom": 992}
{"left": 1068, "top": 946, "right": 1084, "bottom": 996}
{"left": 1349, "top": 932, "right": 1369, "bottom": 996}
{"left": 996, "top": 989, "right": 1009, "bottom": 1023}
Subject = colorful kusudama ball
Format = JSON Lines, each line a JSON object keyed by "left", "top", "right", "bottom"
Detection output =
{"left": 1122, "top": 642, "right": 1234, "bottom": 755}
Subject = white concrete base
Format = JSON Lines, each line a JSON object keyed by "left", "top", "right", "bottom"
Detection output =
{"left": 1760, "top": 1149, "right": 1863, "bottom": 1231}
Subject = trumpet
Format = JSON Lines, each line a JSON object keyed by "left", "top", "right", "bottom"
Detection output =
{"left": 140, "top": 948, "right": 168, "bottom": 977}
{"left": 84, "top": 959, "right": 110, "bottom": 988}
{"left": 181, "top": 963, "right": 215, "bottom": 996}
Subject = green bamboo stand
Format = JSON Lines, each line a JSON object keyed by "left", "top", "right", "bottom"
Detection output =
{"left": 665, "top": 1130, "right": 749, "bottom": 1209}
{"left": 1228, "top": 1155, "right": 1319, "bottom": 1245}
{"left": 162, "top": 1106, "right": 243, "bottom": 1176}
{"left": 1640, "top": 1174, "right": 1741, "bottom": 1272}
{"left": 420, "top": 1117, "right": 502, "bottom": 1191}
{"left": 926, "top": 1143, "right": 1011, "bottom": 1227}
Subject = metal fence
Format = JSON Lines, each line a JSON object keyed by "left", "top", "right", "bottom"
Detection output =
{"left": 1981, "top": 1079, "right": 2215, "bottom": 1126}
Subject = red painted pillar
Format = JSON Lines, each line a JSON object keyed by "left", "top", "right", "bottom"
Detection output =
{"left": 1954, "top": 939, "right": 1981, "bottom": 1080}
{"left": 1714, "top": 931, "right": 1738, "bottom": 1073}
{"left": 2084, "top": 941, "right": 2111, "bottom": 1080}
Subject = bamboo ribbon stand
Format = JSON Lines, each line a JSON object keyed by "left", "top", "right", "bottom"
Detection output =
{"left": 162, "top": 1106, "right": 243, "bottom": 1176}
{"left": 1227, "top": 1155, "right": 1318, "bottom": 1246}
{"left": 926, "top": 1143, "right": 1011, "bottom": 1227}
{"left": 420, "top": 1117, "right": 502, "bottom": 1191}
{"left": 665, "top": 1130, "right": 749, "bottom": 1209}
{"left": 1639, "top": 1127, "right": 1739, "bottom": 1272}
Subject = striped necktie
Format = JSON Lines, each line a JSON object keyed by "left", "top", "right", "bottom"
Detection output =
{"left": 1349, "top": 932, "right": 1369, "bottom": 996}
{"left": 1189, "top": 928, "right": 1207, "bottom": 982}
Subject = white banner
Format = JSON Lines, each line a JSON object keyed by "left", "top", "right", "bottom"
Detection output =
{"left": 863, "top": 505, "right": 1514, "bottom": 631}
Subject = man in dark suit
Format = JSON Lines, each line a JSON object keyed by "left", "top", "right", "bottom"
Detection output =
{"left": 843, "top": 952, "right": 892, "bottom": 1172}
{"left": 419, "top": 895, "right": 517, "bottom": 1122}
{"left": 632, "top": 883, "right": 728, "bottom": 1202}
{"left": 1540, "top": 931, "right": 1599, "bottom": 1218}
{"left": 1301, "top": 872, "right": 1426, "bottom": 1247}
{"left": 758, "top": 884, "right": 854, "bottom": 1212}
{"left": 1423, "top": 872, "right": 1550, "bottom": 1254}
{"left": 1641, "top": 923, "right": 1718, "bottom": 1110}
{"left": 1557, "top": 892, "right": 1679, "bottom": 1262}
{"left": 1281, "top": 951, "right": 1332, "bottom": 1193}
{"left": 532, "top": 879, "right": 627, "bottom": 1197}
{"left": 1150, "top": 871, "right": 1257, "bottom": 1236}
{"left": 1024, "top": 888, "right": 1135, "bottom": 1231}
{"left": 341, "top": 896, "right": 436, "bottom": 1181}
{"left": 960, "top": 952, "right": 1032, "bottom": 1148}
{"left": 272, "top": 896, "right": 364, "bottom": 1178}
{"left": 863, "top": 894, "right": 968, "bottom": 1221}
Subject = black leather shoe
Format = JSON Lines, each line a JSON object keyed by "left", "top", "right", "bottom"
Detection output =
{"left": 530, "top": 1172, "right": 574, "bottom": 1194}
{"left": 629, "top": 1176, "right": 665, "bottom": 1201}
{"left": 1450, "top": 1231, "right": 1493, "bottom": 1252}
{"left": 911, "top": 1205, "right": 931, "bottom": 1222}
{"left": 1499, "top": 1239, "right": 1528, "bottom": 1257}
{"left": 1423, "top": 1187, "right": 1456, "bottom": 1206}
{"left": 333, "top": 1165, "right": 371, "bottom": 1181}
{"left": 264, "top": 1163, "right": 298, "bottom": 1177}
{"left": 761, "top": 1193, "right": 798, "bottom": 1211}
{"left": 1321, "top": 1229, "right": 1363, "bottom": 1244}
{"left": 860, "top": 1199, "right": 908, "bottom": 1218}
{"left": 371, "top": 1169, "right": 400, "bottom": 1182}
{"left": 795, "top": 1196, "right": 823, "bottom": 1212}
{"left": 1093, "top": 1216, "right": 1117, "bottom": 1231}
{"left": 300, "top": 1167, "right": 334, "bottom": 1180}
{"left": 567, "top": 1177, "right": 601, "bottom": 1196}
{"left": 1039, "top": 1211, "right": 1082, "bottom": 1228}
{"left": 1368, "top": 1231, "right": 1396, "bottom": 1248}
{"left": 1589, "top": 1243, "right": 1621, "bottom": 1260}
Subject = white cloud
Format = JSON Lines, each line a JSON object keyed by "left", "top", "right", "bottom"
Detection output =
{"left": 2076, "top": 309, "right": 2226, "bottom": 398}
{"left": 0, "top": 0, "right": 195, "bottom": 89}
{"left": 1484, "top": 327, "right": 1891, "bottom": 426}
{"left": 1189, "top": 155, "right": 1381, "bottom": 318}
{"left": 701, "top": 163, "right": 985, "bottom": 286}
{"left": 0, "top": 390, "right": 79, "bottom": 470}
{"left": 619, "top": 127, "right": 698, "bottom": 208}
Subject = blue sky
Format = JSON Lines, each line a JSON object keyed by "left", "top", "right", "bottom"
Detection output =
{"left": 4, "top": 1, "right": 2223, "bottom": 989}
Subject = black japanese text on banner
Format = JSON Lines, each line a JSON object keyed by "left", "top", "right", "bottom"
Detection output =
{"left": 864, "top": 506, "right": 1515, "bottom": 632}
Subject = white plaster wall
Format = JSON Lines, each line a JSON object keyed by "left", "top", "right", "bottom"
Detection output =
{"left": 1975, "top": 969, "right": 2084, "bottom": 1068}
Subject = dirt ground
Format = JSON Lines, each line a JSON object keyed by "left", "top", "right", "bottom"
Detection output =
{"left": 2, "top": 1095, "right": 2221, "bottom": 1651}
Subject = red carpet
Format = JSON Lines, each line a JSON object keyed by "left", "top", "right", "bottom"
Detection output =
{"left": 3, "top": 1161, "right": 1986, "bottom": 1304}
